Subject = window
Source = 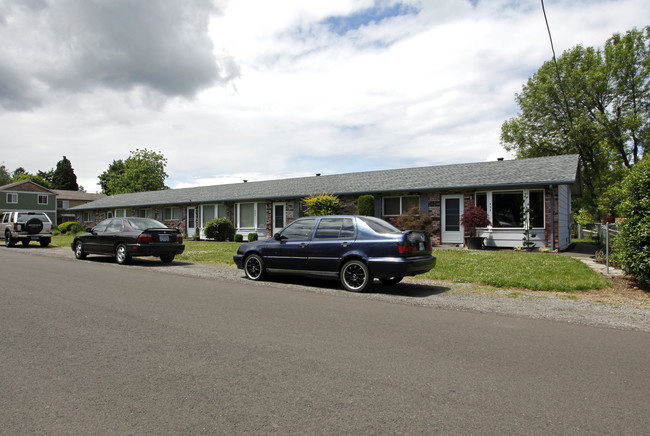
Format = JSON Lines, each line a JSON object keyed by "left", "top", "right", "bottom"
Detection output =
{"left": 115, "top": 209, "right": 127, "bottom": 218}
{"left": 383, "top": 196, "right": 419, "bottom": 216}
{"left": 136, "top": 208, "right": 152, "bottom": 218}
{"left": 7, "top": 193, "right": 17, "bottom": 204}
{"left": 280, "top": 219, "right": 317, "bottom": 240}
{"left": 164, "top": 207, "right": 179, "bottom": 220}
{"left": 235, "top": 203, "right": 266, "bottom": 229}
{"left": 201, "top": 204, "right": 227, "bottom": 226}
{"left": 38, "top": 194, "right": 48, "bottom": 205}
{"left": 314, "top": 218, "right": 355, "bottom": 239}
{"left": 83, "top": 211, "right": 94, "bottom": 222}
{"left": 476, "top": 190, "right": 545, "bottom": 228}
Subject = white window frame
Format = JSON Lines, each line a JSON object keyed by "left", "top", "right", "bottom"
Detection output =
{"left": 38, "top": 194, "right": 48, "bottom": 205}
{"left": 83, "top": 211, "right": 94, "bottom": 222}
{"left": 235, "top": 202, "right": 266, "bottom": 230}
{"left": 476, "top": 189, "right": 545, "bottom": 229}
{"left": 7, "top": 193, "right": 17, "bottom": 204}
{"left": 163, "top": 207, "right": 180, "bottom": 221}
{"left": 115, "top": 208, "right": 127, "bottom": 218}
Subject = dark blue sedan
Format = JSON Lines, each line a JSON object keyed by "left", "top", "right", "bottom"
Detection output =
{"left": 233, "top": 215, "right": 436, "bottom": 292}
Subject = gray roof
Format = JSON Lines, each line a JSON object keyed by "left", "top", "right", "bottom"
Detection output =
{"left": 71, "top": 154, "right": 580, "bottom": 211}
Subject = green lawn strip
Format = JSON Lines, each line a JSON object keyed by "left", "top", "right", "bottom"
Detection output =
{"left": 424, "top": 249, "right": 610, "bottom": 292}
{"left": 51, "top": 236, "right": 610, "bottom": 292}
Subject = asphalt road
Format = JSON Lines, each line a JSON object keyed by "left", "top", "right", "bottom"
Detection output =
{"left": 1, "top": 248, "right": 648, "bottom": 434}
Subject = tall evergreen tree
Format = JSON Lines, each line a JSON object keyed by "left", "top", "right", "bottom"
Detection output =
{"left": 52, "top": 156, "right": 79, "bottom": 190}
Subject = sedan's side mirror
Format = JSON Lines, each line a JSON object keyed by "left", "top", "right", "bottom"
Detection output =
{"left": 86, "top": 228, "right": 94, "bottom": 233}
{"left": 274, "top": 233, "right": 286, "bottom": 241}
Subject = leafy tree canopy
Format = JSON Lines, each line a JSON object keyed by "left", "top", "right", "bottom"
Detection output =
{"left": 0, "top": 164, "right": 11, "bottom": 186}
{"left": 99, "top": 148, "right": 168, "bottom": 195}
{"left": 501, "top": 26, "right": 649, "bottom": 218}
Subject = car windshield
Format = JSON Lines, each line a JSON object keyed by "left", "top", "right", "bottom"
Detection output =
{"left": 127, "top": 218, "right": 168, "bottom": 230}
{"left": 17, "top": 213, "right": 50, "bottom": 223}
{"left": 358, "top": 216, "right": 401, "bottom": 234}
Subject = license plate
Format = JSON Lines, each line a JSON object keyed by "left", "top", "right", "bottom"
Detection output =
{"left": 159, "top": 235, "right": 170, "bottom": 242}
{"left": 418, "top": 242, "right": 425, "bottom": 251}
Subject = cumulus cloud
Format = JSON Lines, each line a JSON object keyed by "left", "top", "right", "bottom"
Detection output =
{"left": 0, "top": 0, "right": 239, "bottom": 110}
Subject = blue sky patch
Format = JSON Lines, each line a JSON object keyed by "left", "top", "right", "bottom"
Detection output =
{"left": 323, "top": 2, "right": 420, "bottom": 36}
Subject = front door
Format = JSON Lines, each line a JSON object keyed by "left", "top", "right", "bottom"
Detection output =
{"left": 441, "top": 195, "right": 464, "bottom": 244}
{"left": 272, "top": 203, "right": 286, "bottom": 235}
{"left": 187, "top": 207, "right": 197, "bottom": 238}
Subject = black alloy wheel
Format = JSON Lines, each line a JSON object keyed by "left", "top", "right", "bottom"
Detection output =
{"left": 244, "top": 254, "right": 266, "bottom": 281}
{"left": 340, "top": 259, "right": 371, "bottom": 292}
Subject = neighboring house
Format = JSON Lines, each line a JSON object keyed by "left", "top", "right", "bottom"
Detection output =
{"left": 52, "top": 190, "right": 106, "bottom": 225}
{"left": 0, "top": 181, "right": 57, "bottom": 223}
{"left": 70, "top": 154, "right": 581, "bottom": 251}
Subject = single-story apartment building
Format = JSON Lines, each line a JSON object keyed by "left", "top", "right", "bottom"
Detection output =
{"left": 70, "top": 154, "right": 581, "bottom": 251}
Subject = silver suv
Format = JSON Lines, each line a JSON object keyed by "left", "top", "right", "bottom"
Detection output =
{"left": 1, "top": 211, "right": 53, "bottom": 247}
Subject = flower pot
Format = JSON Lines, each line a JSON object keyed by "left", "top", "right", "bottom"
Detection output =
{"left": 465, "top": 236, "right": 485, "bottom": 250}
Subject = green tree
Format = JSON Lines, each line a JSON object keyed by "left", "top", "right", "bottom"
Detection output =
{"left": 501, "top": 26, "right": 649, "bottom": 217}
{"left": 12, "top": 172, "right": 52, "bottom": 188}
{"left": 357, "top": 195, "right": 375, "bottom": 216}
{"left": 52, "top": 156, "right": 79, "bottom": 190}
{"left": 99, "top": 149, "right": 168, "bottom": 195}
{"left": 614, "top": 156, "right": 650, "bottom": 284}
{"left": 303, "top": 194, "right": 341, "bottom": 216}
{"left": 0, "top": 164, "right": 11, "bottom": 185}
{"left": 98, "top": 160, "right": 125, "bottom": 195}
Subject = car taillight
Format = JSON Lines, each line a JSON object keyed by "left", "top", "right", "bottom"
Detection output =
{"left": 176, "top": 235, "right": 183, "bottom": 242}
{"left": 398, "top": 245, "right": 417, "bottom": 252}
{"left": 137, "top": 233, "right": 153, "bottom": 243}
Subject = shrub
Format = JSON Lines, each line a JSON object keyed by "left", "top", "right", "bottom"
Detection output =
{"left": 394, "top": 207, "right": 432, "bottom": 232}
{"left": 247, "top": 233, "right": 258, "bottom": 242}
{"left": 58, "top": 221, "right": 84, "bottom": 235}
{"left": 204, "top": 218, "right": 234, "bottom": 241}
{"left": 234, "top": 234, "right": 243, "bottom": 242}
{"left": 357, "top": 195, "right": 375, "bottom": 216}
{"left": 460, "top": 205, "right": 490, "bottom": 237}
{"left": 303, "top": 193, "right": 341, "bottom": 216}
{"left": 614, "top": 157, "right": 650, "bottom": 284}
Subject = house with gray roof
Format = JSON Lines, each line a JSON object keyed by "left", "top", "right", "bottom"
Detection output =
{"left": 71, "top": 154, "right": 581, "bottom": 250}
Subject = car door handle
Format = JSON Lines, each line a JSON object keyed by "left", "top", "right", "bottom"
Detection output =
{"left": 341, "top": 242, "right": 349, "bottom": 247}
{"left": 300, "top": 243, "right": 308, "bottom": 248}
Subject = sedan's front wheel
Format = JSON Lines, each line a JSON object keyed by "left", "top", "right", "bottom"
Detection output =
{"left": 115, "top": 244, "right": 131, "bottom": 265}
{"left": 244, "top": 254, "right": 266, "bottom": 281}
{"left": 160, "top": 255, "right": 175, "bottom": 264}
{"left": 340, "top": 260, "right": 371, "bottom": 292}
{"left": 74, "top": 241, "right": 87, "bottom": 259}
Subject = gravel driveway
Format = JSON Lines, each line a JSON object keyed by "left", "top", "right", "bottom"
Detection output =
{"left": 28, "top": 246, "right": 650, "bottom": 332}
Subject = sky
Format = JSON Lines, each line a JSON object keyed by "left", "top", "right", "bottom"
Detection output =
{"left": 1, "top": 0, "right": 648, "bottom": 193}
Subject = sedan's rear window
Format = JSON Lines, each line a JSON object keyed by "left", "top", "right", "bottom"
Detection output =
{"left": 128, "top": 218, "right": 168, "bottom": 230}
{"left": 314, "top": 218, "right": 355, "bottom": 239}
{"left": 358, "top": 216, "right": 400, "bottom": 234}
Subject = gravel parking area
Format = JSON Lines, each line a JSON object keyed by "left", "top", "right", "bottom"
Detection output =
{"left": 23, "top": 246, "right": 650, "bottom": 332}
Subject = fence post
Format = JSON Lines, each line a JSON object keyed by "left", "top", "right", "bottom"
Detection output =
{"left": 606, "top": 222, "right": 610, "bottom": 275}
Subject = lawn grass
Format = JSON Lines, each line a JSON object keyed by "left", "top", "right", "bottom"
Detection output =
{"left": 50, "top": 236, "right": 611, "bottom": 292}
{"left": 425, "top": 249, "right": 610, "bottom": 292}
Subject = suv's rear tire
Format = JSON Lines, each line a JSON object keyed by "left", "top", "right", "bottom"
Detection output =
{"left": 5, "top": 231, "right": 16, "bottom": 247}
{"left": 40, "top": 239, "right": 50, "bottom": 247}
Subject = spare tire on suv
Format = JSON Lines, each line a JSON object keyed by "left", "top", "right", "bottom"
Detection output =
{"left": 25, "top": 218, "right": 44, "bottom": 234}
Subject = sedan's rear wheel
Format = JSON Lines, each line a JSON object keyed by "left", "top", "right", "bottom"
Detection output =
{"left": 74, "top": 241, "right": 87, "bottom": 259}
{"left": 244, "top": 254, "right": 266, "bottom": 281}
{"left": 160, "top": 255, "right": 175, "bottom": 264}
{"left": 341, "top": 260, "right": 371, "bottom": 292}
{"left": 379, "top": 276, "right": 403, "bottom": 285}
{"left": 115, "top": 244, "right": 131, "bottom": 265}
